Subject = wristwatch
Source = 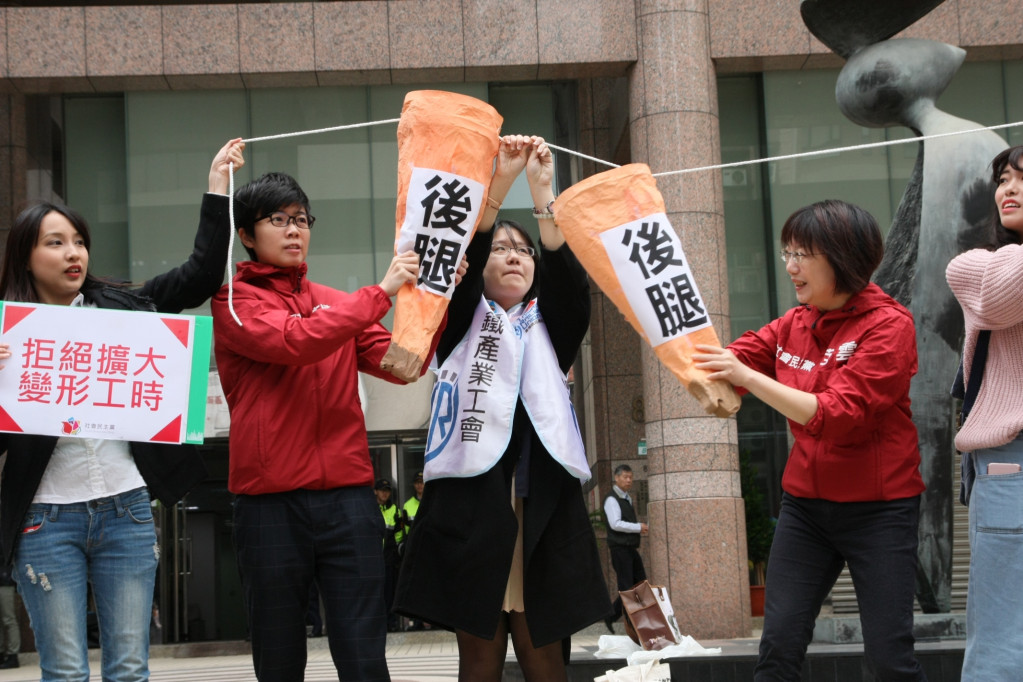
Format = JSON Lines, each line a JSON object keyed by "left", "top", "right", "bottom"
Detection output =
{"left": 532, "top": 199, "right": 555, "bottom": 220}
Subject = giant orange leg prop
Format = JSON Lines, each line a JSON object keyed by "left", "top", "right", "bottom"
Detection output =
{"left": 380, "top": 91, "right": 503, "bottom": 382}
{"left": 553, "top": 164, "right": 740, "bottom": 417}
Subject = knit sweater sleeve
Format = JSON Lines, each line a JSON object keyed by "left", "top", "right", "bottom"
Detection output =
{"left": 947, "top": 244, "right": 1023, "bottom": 451}
{"left": 946, "top": 244, "right": 1023, "bottom": 330}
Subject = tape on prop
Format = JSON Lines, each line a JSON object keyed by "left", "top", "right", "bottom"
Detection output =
{"left": 553, "top": 163, "right": 740, "bottom": 418}
{"left": 380, "top": 90, "right": 503, "bottom": 382}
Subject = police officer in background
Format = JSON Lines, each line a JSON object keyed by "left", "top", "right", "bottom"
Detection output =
{"left": 402, "top": 472, "right": 424, "bottom": 531}
{"left": 375, "top": 478, "right": 403, "bottom": 632}
{"left": 602, "top": 464, "right": 648, "bottom": 632}
{"left": 400, "top": 472, "right": 426, "bottom": 631}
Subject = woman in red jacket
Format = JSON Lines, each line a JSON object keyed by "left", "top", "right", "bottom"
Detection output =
{"left": 695, "top": 199, "right": 927, "bottom": 681}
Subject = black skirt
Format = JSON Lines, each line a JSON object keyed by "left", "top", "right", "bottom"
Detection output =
{"left": 394, "top": 432, "right": 611, "bottom": 647}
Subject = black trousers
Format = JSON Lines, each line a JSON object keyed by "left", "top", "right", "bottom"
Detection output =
{"left": 755, "top": 493, "right": 926, "bottom": 682}
{"left": 609, "top": 544, "right": 647, "bottom": 621}
{"left": 234, "top": 487, "right": 390, "bottom": 682}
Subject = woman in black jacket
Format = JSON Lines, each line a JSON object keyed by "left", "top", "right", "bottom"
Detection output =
{"left": 395, "top": 136, "right": 609, "bottom": 682}
{"left": 0, "top": 138, "right": 243, "bottom": 682}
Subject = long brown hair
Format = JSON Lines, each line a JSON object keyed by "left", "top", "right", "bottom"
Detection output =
{"left": 989, "top": 145, "right": 1023, "bottom": 249}
{"left": 0, "top": 202, "right": 104, "bottom": 303}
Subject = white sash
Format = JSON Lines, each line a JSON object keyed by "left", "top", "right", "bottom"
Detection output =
{"left": 424, "top": 296, "right": 590, "bottom": 482}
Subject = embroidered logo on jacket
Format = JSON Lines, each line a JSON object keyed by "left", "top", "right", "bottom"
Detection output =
{"left": 776, "top": 339, "right": 860, "bottom": 371}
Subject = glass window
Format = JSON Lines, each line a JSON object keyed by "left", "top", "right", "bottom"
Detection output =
{"left": 719, "top": 76, "right": 773, "bottom": 339}
{"left": 1004, "top": 61, "right": 1023, "bottom": 147}
{"left": 762, "top": 70, "right": 898, "bottom": 312}
{"left": 488, "top": 84, "right": 558, "bottom": 232}
{"left": 126, "top": 90, "right": 249, "bottom": 316}
{"left": 65, "top": 96, "right": 128, "bottom": 281}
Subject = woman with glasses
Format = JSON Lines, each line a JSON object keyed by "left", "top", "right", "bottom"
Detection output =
{"left": 947, "top": 145, "right": 1023, "bottom": 682}
{"left": 395, "top": 135, "right": 610, "bottom": 682}
{"left": 0, "top": 138, "right": 244, "bottom": 682}
{"left": 694, "top": 199, "right": 927, "bottom": 681}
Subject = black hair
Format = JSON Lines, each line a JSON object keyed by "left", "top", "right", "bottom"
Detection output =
{"left": 233, "top": 172, "right": 311, "bottom": 261}
{"left": 780, "top": 199, "right": 884, "bottom": 296}
{"left": 0, "top": 202, "right": 107, "bottom": 303}
{"left": 988, "top": 145, "right": 1023, "bottom": 249}
{"left": 613, "top": 464, "right": 633, "bottom": 476}
{"left": 492, "top": 219, "right": 541, "bottom": 303}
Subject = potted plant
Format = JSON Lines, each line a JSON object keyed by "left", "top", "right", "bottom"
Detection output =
{"left": 740, "top": 450, "right": 774, "bottom": 615}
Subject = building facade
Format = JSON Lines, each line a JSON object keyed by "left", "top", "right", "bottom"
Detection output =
{"left": 0, "top": 0, "right": 1020, "bottom": 642}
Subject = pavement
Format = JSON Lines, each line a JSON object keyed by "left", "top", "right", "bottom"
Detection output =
{"left": 0, "top": 623, "right": 751, "bottom": 682}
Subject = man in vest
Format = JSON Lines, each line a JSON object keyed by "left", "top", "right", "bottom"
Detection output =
{"left": 401, "top": 471, "right": 424, "bottom": 531}
{"left": 375, "top": 478, "right": 403, "bottom": 632}
{"left": 400, "top": 472, "right": 426, "bottom": 630}
{"left": 603, "top": 464, "right": 648, "bottom": 632}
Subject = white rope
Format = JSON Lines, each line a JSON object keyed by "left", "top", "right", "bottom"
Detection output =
{"left": 533, "top": 121, "right": 1023, "bottom": 176}
{"left": 221, "top": 114, "right": 1023, "bottom": 326}
{"left": 650, "top": 120, "right": 1023, "bottom": 177}
{"left": 226, "top": 160, "right": 242, "bottom": 326}
{"left": 546, "top": 142, "right": 621, "bottom": 169}
{"left": 240, "top": 118, "right": 401, "bottom": 144}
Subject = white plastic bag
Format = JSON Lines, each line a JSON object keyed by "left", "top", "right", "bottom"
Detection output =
{"left": 593, "top": 658, "right": 672, "bottom": 682}
{"left": 594, "top": 634, "right": 642, "bottom": 659}
{"left": 627, "top": 634, "right": 723, "bottom": 666}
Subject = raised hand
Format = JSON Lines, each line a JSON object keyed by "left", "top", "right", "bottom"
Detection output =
{"left": 526, "top": 136, "right": 554, "bottom": 191}
{"left": 209, "top": 138, "right": 246, "bottom": 194}
{"left": 494, "top": 134, "right": 533, "bottom": 183}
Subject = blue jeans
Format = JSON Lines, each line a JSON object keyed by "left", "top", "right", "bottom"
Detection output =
{"left": 13, "top": 487, "right": 158, "bottom": 682}
{"left": 962, "top": 434, "right": 1023, "bottom": 681}
{"left": 755, "top": 493, "right": 926, "bottom": 681}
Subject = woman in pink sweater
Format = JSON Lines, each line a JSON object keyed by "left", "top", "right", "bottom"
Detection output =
{"left": 946, "top": 144, "right": 1023, "bottom": 682}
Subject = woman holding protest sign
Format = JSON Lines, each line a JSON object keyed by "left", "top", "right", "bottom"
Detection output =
{"left": 693, "top": 199, "right": 927, "bottom": 681}
{"left": 394, "top": 135, "right": 610, "bottom": 682}
{"left": 0, "top": 138, "right": 243, "bottom": 682}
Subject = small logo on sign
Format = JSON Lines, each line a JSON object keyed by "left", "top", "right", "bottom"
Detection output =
{"left": 61, "top": 417, "right": 81, "bottom": 436}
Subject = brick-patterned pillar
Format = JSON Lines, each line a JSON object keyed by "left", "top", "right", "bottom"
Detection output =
{"left": 629, "top": 0, "right": 749, "bottom": 638}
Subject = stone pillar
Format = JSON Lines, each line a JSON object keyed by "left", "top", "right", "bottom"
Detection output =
{"left": 629, "top": 1, "right": 749, "bottom": 638}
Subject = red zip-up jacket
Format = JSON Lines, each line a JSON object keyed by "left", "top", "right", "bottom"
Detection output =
{"left": 212, "top": 261, "right": 438, "bottom": 495}
{"left": 728, "top": 283, "right": 925, "bottom": 502}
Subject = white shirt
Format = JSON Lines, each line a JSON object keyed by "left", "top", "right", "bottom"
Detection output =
{"left": 604, "top": 485, "right": 643, "bottom": 534}
{"left": 31, "top": 293, "right": 146, "bottom": 504}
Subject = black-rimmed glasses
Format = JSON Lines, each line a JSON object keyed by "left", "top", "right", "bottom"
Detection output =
{"left": 260, "top": 211, "right": 316, "bottom": 230}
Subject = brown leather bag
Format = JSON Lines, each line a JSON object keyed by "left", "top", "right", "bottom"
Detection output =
{"left": 620, "top": 580, "right": 677, "bottom": 651}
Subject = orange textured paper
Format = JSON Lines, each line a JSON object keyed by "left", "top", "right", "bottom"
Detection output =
{"left": 383, "top": 91, "right": 503, "bottom": 381}
{"left": 553, "top": 164, "right": 740, "bottom": 416}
